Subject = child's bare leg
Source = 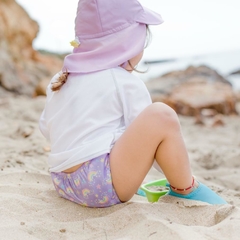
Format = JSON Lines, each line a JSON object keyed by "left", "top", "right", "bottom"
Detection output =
{"left": 110, "top": 102, "right": 193, "bottom": 202}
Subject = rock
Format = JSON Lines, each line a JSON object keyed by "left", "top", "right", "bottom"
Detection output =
{"left": 194, "top": 109, "right": 205, "bottom": 125}
{"left": 43, "top": 146, "right": 51, "bottom": 152}
{"left": 0, "top": 0, "right": 62, "bottom": 96}
{"left": 230, "top": 69, "right": 240, "bottom": 75}
{"left": 146, "top": 65, "right": 238, "bottom": 116}
{"left": 17, "top": 125, "right": 34, "bottom": 138}
{"left": 211, "top": 114, "right": 225, "bottom": 127}
{"left": 34, "top": 77, "right": 51, "bottom": 96}
{"left": 164, "top": 81, "right": 237, "bottom": 116}
{"left": 161, "top": 65, "right": 230, "bottom": 85}
{"left": 146, "top": 65, "right": 231, "bottom": 98}
{"left": 201, "top": 109, "right": 218, "bottom": 118}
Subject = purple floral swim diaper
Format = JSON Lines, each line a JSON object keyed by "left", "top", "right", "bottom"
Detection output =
{"left": 51, "top": 153, "right": 121, "bottom": 208}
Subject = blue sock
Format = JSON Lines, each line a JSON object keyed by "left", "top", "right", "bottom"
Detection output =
{"left": 136, "top": 188, "right": 146, "bottom": 197}
{"left": 167, "top": 182, "right": 227, "bottom": 205}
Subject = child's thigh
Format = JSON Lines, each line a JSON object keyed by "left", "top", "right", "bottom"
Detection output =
{"left": 110, "top": 103, "right": 171, "bottom": 202}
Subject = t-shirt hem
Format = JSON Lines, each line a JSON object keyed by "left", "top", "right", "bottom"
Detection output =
{"left": 48, "top": 149, "right": 112, "bottom": 173}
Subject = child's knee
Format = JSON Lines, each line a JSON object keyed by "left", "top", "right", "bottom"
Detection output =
{"left": 148, "top": 102, "right": 179, "bottom": 126}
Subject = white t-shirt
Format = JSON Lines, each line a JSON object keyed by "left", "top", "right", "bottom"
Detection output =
{"left": 39, "top": 67, "right": 152, "bottom": 172}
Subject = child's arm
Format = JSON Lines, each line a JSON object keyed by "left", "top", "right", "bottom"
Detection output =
{"left": 114, "top": 70, "right": 163, "bottom": 173}
{"left": 117, "top": 74, "right": 152, "bottom": 127}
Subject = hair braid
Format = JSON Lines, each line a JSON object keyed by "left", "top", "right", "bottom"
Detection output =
{"left": 51, "top": 71, "right": 69, "bottom": 92}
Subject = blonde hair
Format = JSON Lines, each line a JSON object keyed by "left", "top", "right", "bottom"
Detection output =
{"left": 51, "top": 71, "right": 69, "bottom": 92}
{"left": 127, "top": 25, "right": 151, "bottom": 73}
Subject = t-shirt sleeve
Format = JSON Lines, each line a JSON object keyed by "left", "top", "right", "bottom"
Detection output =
{"left": 115, "top": 70, "right": 152, "bottom": 127}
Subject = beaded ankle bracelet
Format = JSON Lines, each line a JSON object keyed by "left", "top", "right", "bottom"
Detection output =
{"left": 170, "top": 177, "right": 195, "bottom": 192}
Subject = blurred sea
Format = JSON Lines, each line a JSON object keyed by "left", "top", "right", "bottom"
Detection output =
{"left": 137, "top": 50, "right": 240, "bottom": 91}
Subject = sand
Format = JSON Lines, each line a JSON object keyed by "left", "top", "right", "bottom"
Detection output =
{"left": 1, "top": 95, "right": 240, "bottom": 240}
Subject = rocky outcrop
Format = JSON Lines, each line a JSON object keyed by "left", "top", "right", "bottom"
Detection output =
{"left": 146, "top": 65, "right": 231, "bottom": 100}
{"left": 146, "top": 65, "right": 238, "bottom": 117}
{"left": 231, "top": 69, "right": 240, "bottom": 75}
{"left": 164, "top": 80, "right": 237, "bottom": 116}
{"left": 0, "top": 0, "right": 62, "bottom": 96}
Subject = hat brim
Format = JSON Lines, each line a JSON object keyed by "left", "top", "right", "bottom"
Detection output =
{"left": 135, "top": 7, "right": 164, "bottom": 25}
{"left": 63, "top": 23, "right": 147, "bottom": 73}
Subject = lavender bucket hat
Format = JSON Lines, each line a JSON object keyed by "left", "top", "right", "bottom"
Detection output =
{"left": 63, "top": 0, "right": 164, "bottom": 73}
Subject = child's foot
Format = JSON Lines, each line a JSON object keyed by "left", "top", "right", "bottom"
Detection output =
{"left": 136, "top": 188, "right": 146, "bottom": 197}
{"left": 167, "top": 182, "right": 227, "bottom": 205}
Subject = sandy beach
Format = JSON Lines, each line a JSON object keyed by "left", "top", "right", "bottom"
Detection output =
{"left": 1, "top": 0, "right": 240, "bottom": 239}
{"left": 0, "top": 95, "right": 240, "bottom": 240}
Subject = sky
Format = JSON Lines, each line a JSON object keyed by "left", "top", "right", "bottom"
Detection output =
{"left": 16, "top": 0, "right": 240, "bottom": 60}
